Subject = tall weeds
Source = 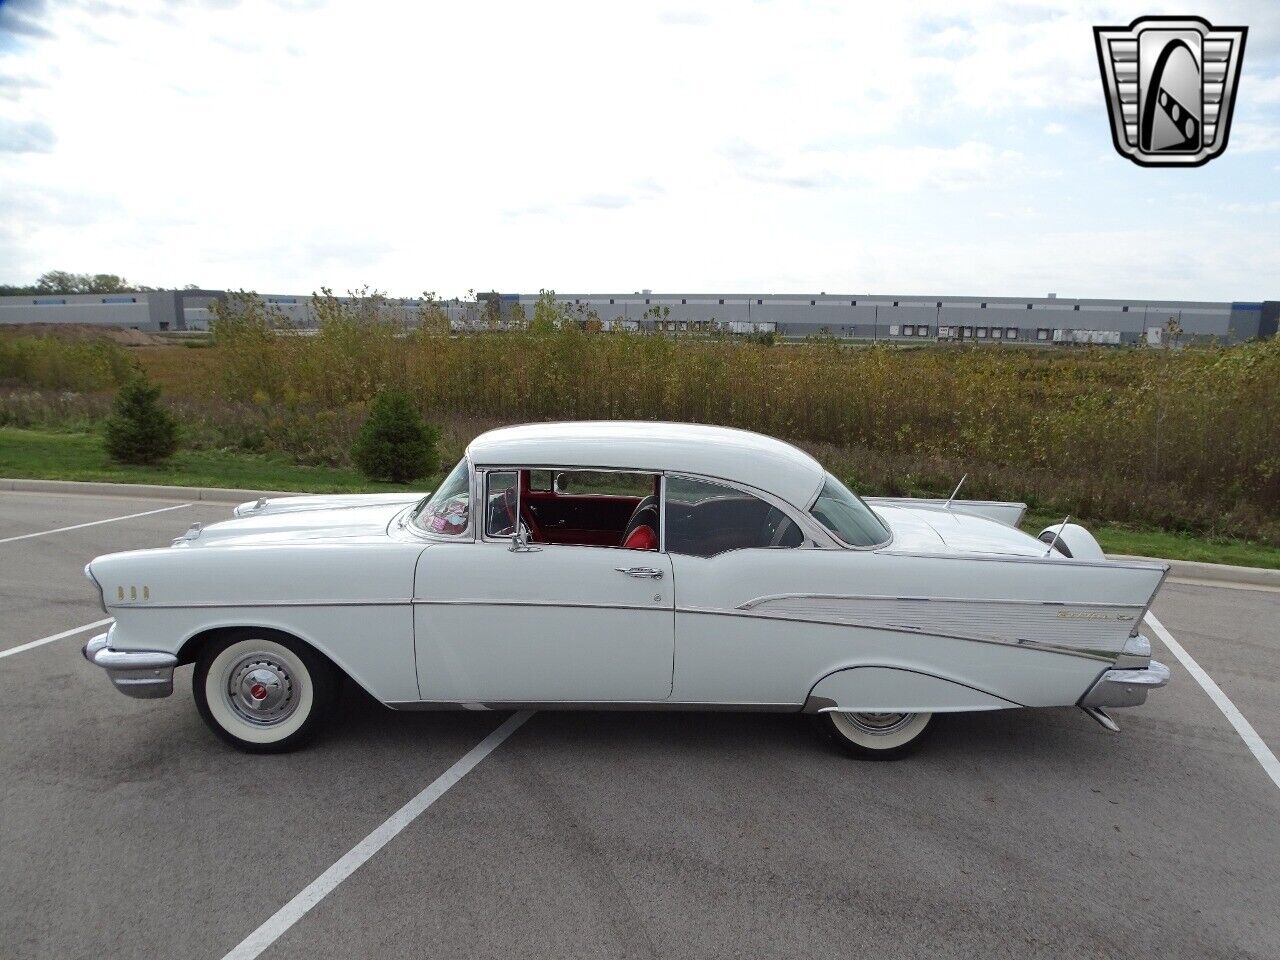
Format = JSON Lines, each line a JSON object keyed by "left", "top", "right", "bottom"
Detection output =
{"left": 5, "top": 291, "right": 1277, "bottom": 543}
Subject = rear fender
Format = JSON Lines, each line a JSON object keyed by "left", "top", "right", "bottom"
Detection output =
{"left": 803, "top": 665, "right": 1021, "bottom": 714}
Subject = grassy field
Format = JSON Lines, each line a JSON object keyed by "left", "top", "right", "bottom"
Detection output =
{"left": 3, "top": 426, "right": 1276, "bottom": 568}
{"left": 0, "top": 428, "right": 430, "bottom": 494}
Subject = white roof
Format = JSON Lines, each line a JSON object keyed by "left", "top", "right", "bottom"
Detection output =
{"left": 467, "top": 422, "right": 826, "bottom": 508}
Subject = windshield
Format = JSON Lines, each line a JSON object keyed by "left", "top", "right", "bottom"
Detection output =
{"left": 412, "top": 458, "right": 471, "bottom": 536}
{"left": 809, "top": 473, "right": 891, "bottom": 547}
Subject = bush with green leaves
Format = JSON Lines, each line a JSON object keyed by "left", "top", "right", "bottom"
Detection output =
{"left": 352, "top": 387, "right": 439, "bottom": 483}
{"left": 104, "top": 377, "right": 180, "bottom": 464}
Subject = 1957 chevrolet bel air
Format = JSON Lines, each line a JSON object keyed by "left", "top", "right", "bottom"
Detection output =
{"left": 82, "top": 421, "right": 1170, "bottom": 757}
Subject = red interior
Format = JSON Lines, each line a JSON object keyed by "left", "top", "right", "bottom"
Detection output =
{"left": 518, "top": 471, "right": 658, "bottom": 549}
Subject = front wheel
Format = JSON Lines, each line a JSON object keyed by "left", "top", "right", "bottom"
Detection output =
{"left": 193, "top": 631, "right": 337, "bottom": 753}
{"left": 817, "top": 710, "right": 933, "bottom": 760}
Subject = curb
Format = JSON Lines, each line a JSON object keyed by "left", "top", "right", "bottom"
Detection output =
{"left": 1107, "top": 554, "right": 1280, "bottom": 589}
{"left": 0, "top": 478, "right": 295, "bottom": 505}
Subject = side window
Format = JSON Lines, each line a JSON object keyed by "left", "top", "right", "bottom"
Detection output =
{"left": 665, "top": 477, "right": 803, "bottom": 558}
{"left": 485, "top": 471, "right": 519, "bottom": 538}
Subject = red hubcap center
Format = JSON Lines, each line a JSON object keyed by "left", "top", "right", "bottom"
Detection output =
{"left": 249, "top": 682, "right": 268, "bottom": 701}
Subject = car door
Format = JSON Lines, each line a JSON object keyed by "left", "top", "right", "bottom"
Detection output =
{"left": 412, "top": 469, "right": 674, "bottom": 704}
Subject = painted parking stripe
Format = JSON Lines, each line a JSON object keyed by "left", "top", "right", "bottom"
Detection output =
{"left": 0, "top": 618, "right": 113, "bottom": 660}
{"left": 0, "top": 502, "right": 193, "bottom": 545}
{"left": 1146, "top": 612, "right": 1280, "bottom": 791}
{"left": 220, "top": 709, "right": 535, "bottom": 960}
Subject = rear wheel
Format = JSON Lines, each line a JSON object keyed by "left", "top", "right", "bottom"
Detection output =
{"left": 817, "top": 710, "right": 933, "bottom": 760}
{"left": 193, "top": 631, "right": 337, "bottom": 753}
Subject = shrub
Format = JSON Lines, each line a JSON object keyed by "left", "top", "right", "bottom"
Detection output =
{"left": 352, "top": 387, "right": 439, "bottom": 483}
{"left": 104, "top": 377, "right": 180, "bottom": 464}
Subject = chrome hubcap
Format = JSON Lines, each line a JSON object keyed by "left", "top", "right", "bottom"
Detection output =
{"left": 225, "top": 654, "right": 299, "bottom": 726}
{"left": 840, "top": 711, "right": 913, "bottom": 736}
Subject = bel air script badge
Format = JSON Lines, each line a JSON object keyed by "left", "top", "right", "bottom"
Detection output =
{"left": 1094, "top": 16, "right": 1247, "bottom": 167}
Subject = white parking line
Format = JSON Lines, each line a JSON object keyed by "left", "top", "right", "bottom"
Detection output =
{"left": 220, "top": 709, "right": 535, "bottom": 960}
{"left": 1146, "top": 612, "right": 1280, "bottom": 791}
{"left": 0, "top": 618, "right": 113, "bottom": 660}
{"left": 0, "top": 502, "right": 193, "bottom": 545}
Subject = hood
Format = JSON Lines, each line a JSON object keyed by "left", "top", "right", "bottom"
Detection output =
{"left": 873, "top": 504, "right": 1046, "bottom": 558}
{"left": 179, "top": 498, "right": 416, "bottom": 548}
{"left": 233, "top": 492, "right": 427, "bottom": 518}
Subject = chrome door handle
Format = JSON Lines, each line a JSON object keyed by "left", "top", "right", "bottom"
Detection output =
{"left": 615, "top": 566, "right": 664, "bottom": 579}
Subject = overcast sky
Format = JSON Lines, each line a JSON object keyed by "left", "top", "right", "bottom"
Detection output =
{"left": 1, "top": 0, "right": 1278, "bottom": 300}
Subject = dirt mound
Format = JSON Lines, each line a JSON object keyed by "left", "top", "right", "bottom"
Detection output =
{"left": 0, "top": 323, "right": 168, "bottom": 346}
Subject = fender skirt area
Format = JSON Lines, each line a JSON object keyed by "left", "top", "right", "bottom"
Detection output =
{"left": 803, "top": 666, "right": 1021, "bottom": 714}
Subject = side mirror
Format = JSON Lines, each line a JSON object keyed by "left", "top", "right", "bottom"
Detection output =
{"left": 509, "top": 520, "right": 541, "bottom": 553}
{"left": 553, "top": 472, "right": 568, "bottom": 495}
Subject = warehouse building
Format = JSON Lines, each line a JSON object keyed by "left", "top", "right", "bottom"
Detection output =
{"left": 1, "top": 288, "right": 1275, "bottom": 344}
{"left": 497, "top": 292, "right": 1279, "bottom": 345}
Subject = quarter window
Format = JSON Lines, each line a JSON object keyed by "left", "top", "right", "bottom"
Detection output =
{"left": 665, "top": 477, "right": 803, "bottom": 557}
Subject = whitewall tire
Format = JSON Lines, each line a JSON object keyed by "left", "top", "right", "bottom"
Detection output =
{"left": 818, "top": 710, "right": 933, "bottom": 760}
{"left": 193, "top": 631, "right": 337, "bottom": 753}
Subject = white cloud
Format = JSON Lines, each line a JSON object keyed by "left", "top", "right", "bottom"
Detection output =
{"left": 0, "top": 0, "right": 1277, "bottom": 298}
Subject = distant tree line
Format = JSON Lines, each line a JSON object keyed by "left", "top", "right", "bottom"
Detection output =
{"left": 0, "top": 271, "right": 203, "bottom": 296}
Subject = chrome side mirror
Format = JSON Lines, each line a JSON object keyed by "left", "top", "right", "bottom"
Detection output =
{"left": 509, "top": 521, "right": 541, "bottom": 553}
{"left": 553, "top": 472, "right": 568, "bottom": 495}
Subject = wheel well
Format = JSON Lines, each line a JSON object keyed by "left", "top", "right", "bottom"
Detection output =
{"left": 177, "top": 625, "right": 340, "bottom": 677}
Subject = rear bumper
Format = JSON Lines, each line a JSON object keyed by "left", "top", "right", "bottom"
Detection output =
{"left": 1080, "top": 660, "right": 1170, "bottom": 708}
{"left": 82, "top": 629, "right": 177, "bottom": 700}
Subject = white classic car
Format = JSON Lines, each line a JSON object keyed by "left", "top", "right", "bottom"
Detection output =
{"left": 82, "top": 422, "right": 1170, "bottom": 758}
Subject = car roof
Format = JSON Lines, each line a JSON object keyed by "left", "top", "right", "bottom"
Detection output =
{"left": 466, "top": 421, "right": 826, "bottom": 509}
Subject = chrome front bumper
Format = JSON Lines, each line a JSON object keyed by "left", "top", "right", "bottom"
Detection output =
{"left": 1081, "top": 659, "right": 1171, "bottom": 708}
{"left": 82, "top": 631, "right": 177, "bottom": 699}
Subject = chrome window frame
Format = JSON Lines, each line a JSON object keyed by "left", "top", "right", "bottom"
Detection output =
{"left": 804, "top": 473, "right": 894, "bottom": 551}
{"left": 475, "top": 465, "right": 663, "bottom": 550}
{"left": 407, "top": 456, "right": 476, "bottom": 542}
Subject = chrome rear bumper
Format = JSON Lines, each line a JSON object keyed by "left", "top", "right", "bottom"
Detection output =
{"left": 1080, "top": 660, "right": 1170, "bottom": 708}
{"left": 82, "top": 631, "right": 177, "bottom": 699}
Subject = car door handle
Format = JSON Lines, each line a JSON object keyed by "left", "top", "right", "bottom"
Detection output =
{"left": 615, "top": 566, "right": 664, "bottom": 579}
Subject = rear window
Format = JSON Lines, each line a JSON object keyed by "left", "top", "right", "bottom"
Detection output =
{"left": 809, "top": 474, "right": 891, "bottom": 547}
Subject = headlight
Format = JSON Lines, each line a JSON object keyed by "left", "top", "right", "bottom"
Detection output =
{"left": 84, "top": 563, "right": 107, "bottom": 613}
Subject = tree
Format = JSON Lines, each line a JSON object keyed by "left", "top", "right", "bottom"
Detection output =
{"left": 33, "top": 270, "right": 139, "bottom": 294}
{"left": 529, "top": 289, "right": 565, "bottom": 334}
{"left": 352, "top": 387, "right": 439, "bottom": 483}
{"left": 104, "top": 377, "right": 180, "bottom": 465}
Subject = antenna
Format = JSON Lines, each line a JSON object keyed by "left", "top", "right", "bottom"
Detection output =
{"left": 944, "top": 474, "right": 967, "bottom": 510}
{"left": 1043, "top": 515, "right": 1071, "bottom": 557}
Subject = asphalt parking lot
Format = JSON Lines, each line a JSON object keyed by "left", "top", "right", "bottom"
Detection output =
{"left": 1, "top": 490, "right": 1278, "bottom": 960}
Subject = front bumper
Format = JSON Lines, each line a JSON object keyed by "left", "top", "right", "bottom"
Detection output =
{"left": 1081, "top": 659, "right": 1171, "bottom": 708}
{"left": 82, "top": 630, "right": 177, "bottom": 700}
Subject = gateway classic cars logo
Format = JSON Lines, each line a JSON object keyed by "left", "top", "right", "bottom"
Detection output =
{"left": 1094, "top": 15, "right": 1247, "bottom": 167}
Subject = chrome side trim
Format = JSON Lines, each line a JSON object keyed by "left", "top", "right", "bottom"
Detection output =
{"left": 411, "top": 599, "right": 661, "bottom": 613}
{"left": 871, "top": 549, "right": 1170, "bottom": 572}
{"left": 384, "top": 699, "right": 800, "bottom": 712}
{"left": 737, "top": 593, "right": 1140, "bottom": 611}
{"left": 1079, "top": 660, "right": 1170, "bottom": 708}
{"left": 725, "top": 595, "right": 1140, "bottom": 657}
{"left": 674, "top": 605, "right": 1117, "bottom": 663}
{"left": 108, "top": 599, "right": 409, "bottom": 609}
{"left": 82, "top": 632, "right": 177, "bottom": 699}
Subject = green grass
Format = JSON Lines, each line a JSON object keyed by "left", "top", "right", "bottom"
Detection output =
{"left": 2, "top": 427, "right": 1276, "bottom": 568}
{"left": 1022, "top": 511, "right": 1280, "bottom": 570}
{"left": 0, "top": 427, "right": 432, "bottom": 494}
